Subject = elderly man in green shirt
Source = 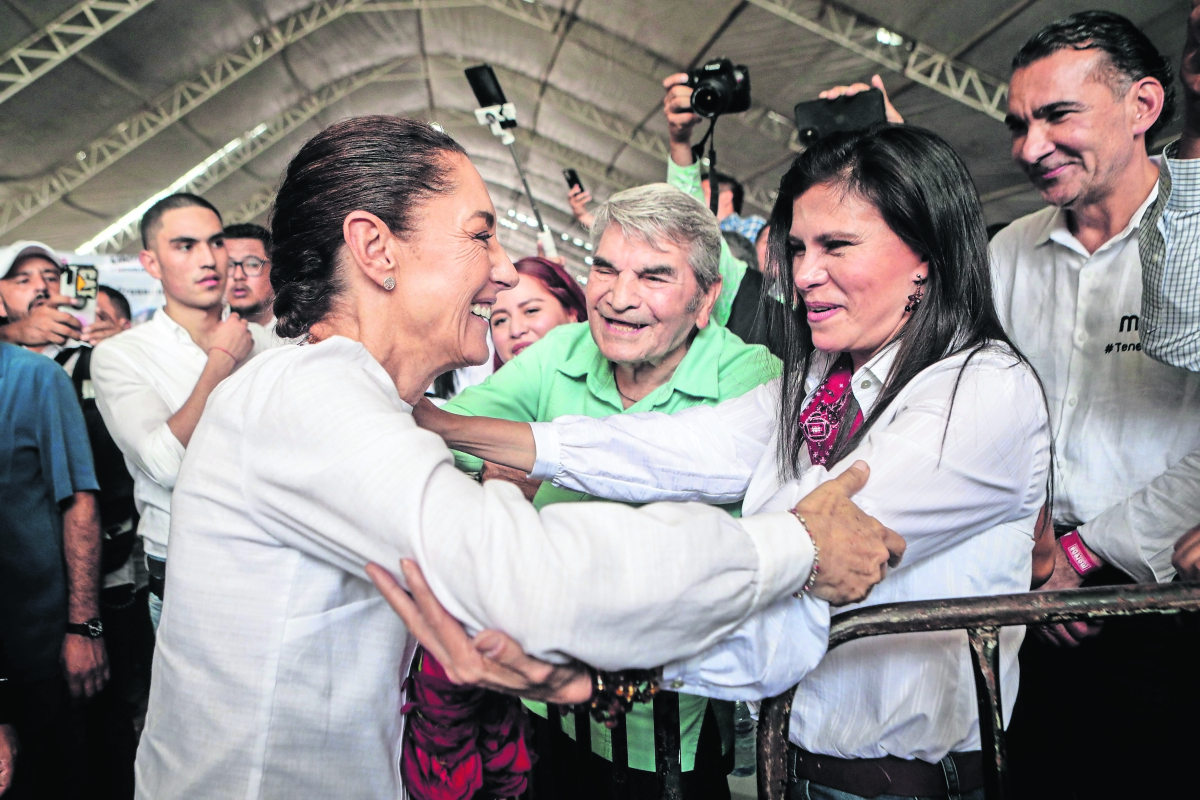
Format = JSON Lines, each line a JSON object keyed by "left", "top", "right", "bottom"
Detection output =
{"left": 442, "top": 183, "right": 779, "bottom": 799}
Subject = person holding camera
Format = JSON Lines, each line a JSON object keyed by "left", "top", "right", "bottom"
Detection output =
{"left": 662, "top": 75, "right": 766, "bottom": 241}
{"left": 0, "top": 250, "right": 127, "bottom": 352}
{"left": 661, "top": 73, "right": 772, "bottom": 350}
{"left": 567, "top": 183, "right": 597, "bottom": 231}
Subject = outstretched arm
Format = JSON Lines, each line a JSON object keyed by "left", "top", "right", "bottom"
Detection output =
{"left": 413, "top": 398, "right": 539, "bottom": 473}
{"left": 367, "top": 464, "right": 903, "bottom": 701}
{"left": 415, "top": 382, "right": 775, "bottom": 505}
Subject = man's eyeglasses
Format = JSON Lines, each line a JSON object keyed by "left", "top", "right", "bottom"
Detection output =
{"left": 229, "top": 257, "right": 268, "bottom": 277}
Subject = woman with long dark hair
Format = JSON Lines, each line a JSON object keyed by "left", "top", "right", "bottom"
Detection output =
{"left": 405, "top": 124, "right": 1052, "bottom": 800}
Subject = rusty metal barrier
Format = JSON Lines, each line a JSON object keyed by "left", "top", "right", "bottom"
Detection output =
{"left": 546, "top": 690, "right": 685, "bottom": 799}
{"left": 753, "top": 582, "right": 1200, "bottom": 800}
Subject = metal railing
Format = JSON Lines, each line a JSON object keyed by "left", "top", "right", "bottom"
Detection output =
{"left": 544, "top": 692, "right": 687, "bottom": 799}
{"left": 752, "top": 582, "right": 1200, "bottom": 800}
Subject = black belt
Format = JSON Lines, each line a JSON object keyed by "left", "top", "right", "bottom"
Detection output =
{"left": 146, "top": 555, "right": 166, "bottom": 600}
{"left": 788, "top": 744, "right": 983, "bottom": 798}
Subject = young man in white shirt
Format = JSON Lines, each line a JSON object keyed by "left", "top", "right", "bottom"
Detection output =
{"left": 92, "top": 193, "right": 277, "bottom": 629}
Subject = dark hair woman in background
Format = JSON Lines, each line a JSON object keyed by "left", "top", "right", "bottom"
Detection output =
{"left": 405, "top": 123, "right": 1052, "bottom": 800}
{"left": 490, "top": 256, "right": 587, "bottom": 369}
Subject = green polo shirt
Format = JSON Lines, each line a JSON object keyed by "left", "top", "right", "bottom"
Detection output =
{"left": 667, "top": 158, "right": 749, "bottom": 327}
{"left": 442, "top": 321, "right": 779, "bottom": 773}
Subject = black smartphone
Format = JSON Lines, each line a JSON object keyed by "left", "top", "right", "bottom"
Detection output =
{"left": 464, "top": 64, "right": 507, "bottom": 107}
{"left": 563, "top": 168, "right": 583, "bottom": 192}
{"left": 793, "top": 89, "right": 887, "bottom": 148}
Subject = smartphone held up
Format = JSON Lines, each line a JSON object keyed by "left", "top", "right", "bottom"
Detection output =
{"left": 793, "top": 88, "right": 888, "bottom": 148}
{"left": 59, "top": 264, "right": 99, "bottom": 327}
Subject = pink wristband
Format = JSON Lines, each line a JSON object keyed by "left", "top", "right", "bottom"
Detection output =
{"left": 1060, "top": 530, "right": 1100, "bottom": 577}
{"left": 209, "top": 346, "right": 236, "bottom": 362}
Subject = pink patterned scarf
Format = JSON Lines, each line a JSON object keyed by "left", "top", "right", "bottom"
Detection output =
{"left": 799, "top": 356, "right": 864, "bottom": 466}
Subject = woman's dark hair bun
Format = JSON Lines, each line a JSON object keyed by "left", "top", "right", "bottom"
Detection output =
{"left": 269, "top": 115, "right": 466, "bottom": 339}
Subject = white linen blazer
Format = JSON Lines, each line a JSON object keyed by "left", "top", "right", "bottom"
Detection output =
{"left": 134, "top": 336, "right": 818, "bottom": 800}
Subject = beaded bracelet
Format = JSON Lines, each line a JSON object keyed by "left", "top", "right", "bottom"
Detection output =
{"left": 577, "top": 667, "right": 662, "bottom": 728}
{"left": 788, "top": 508, "right": 820, "bottom": 597}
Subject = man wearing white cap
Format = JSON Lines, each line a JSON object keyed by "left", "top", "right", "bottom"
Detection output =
{"left": 0, "top": 241, "right": 127, "bottom": 351}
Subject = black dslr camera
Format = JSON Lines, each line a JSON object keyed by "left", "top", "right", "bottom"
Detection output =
{"left": 685, "top": 58, "right": 751, "bottom": 118}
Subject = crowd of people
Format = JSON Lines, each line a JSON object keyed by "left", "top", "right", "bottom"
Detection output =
{"left": 1, "top": 5, "right": 1198, "bottom": 800}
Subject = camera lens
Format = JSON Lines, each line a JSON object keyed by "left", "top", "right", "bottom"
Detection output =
{"left": 692, "top": 80, "right": 730, "bottom": 118}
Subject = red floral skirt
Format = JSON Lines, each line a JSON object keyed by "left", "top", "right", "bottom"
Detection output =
{"left": 401, "top": 647, "right": 535, "bottom": 800}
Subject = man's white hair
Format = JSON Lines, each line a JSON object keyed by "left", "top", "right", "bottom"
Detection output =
{"left": 590, "top": 183, "right": 722, "bottom": 295}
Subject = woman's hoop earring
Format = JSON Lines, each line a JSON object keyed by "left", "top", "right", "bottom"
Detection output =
{"left": 383, "top": 277, "right": 395, "bottom": 291}
{"left": 904, "top": 275, "right": 926, "bottom": 314}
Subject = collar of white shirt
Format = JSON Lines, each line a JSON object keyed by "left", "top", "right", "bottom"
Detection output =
{"left": 805, "top": 341, "right": 900, "bottom": 417}
{"left": 149, "top": 303, "right": 238, "bottom": 350}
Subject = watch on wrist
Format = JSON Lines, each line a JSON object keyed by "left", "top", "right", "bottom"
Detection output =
{"left": 66, "top": 617, "right": 103, "bottom": 638}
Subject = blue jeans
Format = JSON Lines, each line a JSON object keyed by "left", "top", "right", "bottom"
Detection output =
{"left": 146, "top": 553, "right": 166, "bottom": 631}
{"left": 147, "top": 589, "right": 162, "bottom": 631}
{"left": 790, "top": 778, "right": 985, "bottom": 800}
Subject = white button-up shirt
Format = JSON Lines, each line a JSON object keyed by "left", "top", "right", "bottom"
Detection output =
{"left": 91, "top": 308, "right": 277, "bottom": 559}
{"left": 134, "top": 336, "right": 817, "bottom": 800}
{"left": 530, "top": 343, "right": 1050, "bottom": 761}
{"left": 990, "top": 182, "right": 1200, "bottom": 582}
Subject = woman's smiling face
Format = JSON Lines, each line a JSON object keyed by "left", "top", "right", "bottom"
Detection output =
{"left": 490, "top": 274, "right": 577, "bottom": 363}
{"left": 389, "top": 153, "right": 517, "bottom": 371}
{"left": 789, "top": 182, "right": 927, "bottom": 370}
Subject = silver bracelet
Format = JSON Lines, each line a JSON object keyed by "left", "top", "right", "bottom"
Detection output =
{"left": 788, "top": 508, "right": 820, "bottom": 597}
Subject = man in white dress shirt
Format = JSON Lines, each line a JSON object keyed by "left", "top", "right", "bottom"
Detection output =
{"left": 825, "top": 16, "right": 1199, "bottom": 597}
{"left": 978, "top": 12, "right": 1200, "bottom": 797}
{"left": 92, "top": 193, "right": 277, "bottom": 629}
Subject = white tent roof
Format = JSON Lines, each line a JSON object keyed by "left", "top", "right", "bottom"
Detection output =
{"left": 0, "top": 0, "right": 1188, "bottom": 274}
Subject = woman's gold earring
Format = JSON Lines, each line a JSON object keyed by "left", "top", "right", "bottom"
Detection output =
{"left": 383, "top": 277, "right": 395, "bottom": 291}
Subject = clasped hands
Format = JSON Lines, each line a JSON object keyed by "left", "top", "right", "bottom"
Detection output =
{"left": 366, "top": 460, "right": 903, "bottom": 704}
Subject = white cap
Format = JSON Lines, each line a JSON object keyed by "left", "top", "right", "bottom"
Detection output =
{"left": 0, "top": 240, "right": 61, "bottom": 279}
